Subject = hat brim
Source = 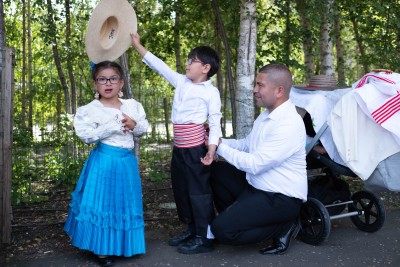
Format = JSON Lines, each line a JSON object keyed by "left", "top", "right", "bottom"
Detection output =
{"left": 85, "top": 0, "right": 137, "bottom": 63}
{"left": 294, "top": 84, "right": 350, "bottom": 91}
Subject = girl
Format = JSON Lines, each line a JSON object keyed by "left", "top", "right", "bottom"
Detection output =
{"left": 64, "top": 61, "right": 149, "bottom": 266}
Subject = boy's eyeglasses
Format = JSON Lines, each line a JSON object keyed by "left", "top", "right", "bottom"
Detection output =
{"left": 186, "top": 58, "right": 204, "bottom": 65}
{"left": 96, "top": 76, "right": 121, "bottom": 84}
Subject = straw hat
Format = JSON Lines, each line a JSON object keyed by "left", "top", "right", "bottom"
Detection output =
{"left": 295, "top": 75, "right": 349, "bottom": 91}
{"left": 85, "top": 0, "right": 137, "bottom": 63}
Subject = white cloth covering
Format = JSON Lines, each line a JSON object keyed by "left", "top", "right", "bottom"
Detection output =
{"left": 327, "top": 90, "right": 400, "bottom": 180}
{"left": 290, "top": 87, "right": 351, "bottom": 165}
{"left": 364, "top": 152, "right": 400, "bottom": 192}
{"left": 352, "top": 71, "right": 400, "bottom": 145}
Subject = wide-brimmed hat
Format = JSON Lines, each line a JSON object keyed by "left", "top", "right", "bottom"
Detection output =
{"left": 85, "top": 0, "right": 137, "bottom": 64}
{"left": 294, "top": 75, "right": 349, "bottom": 90}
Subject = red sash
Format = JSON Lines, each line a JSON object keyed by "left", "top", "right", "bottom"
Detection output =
{"left": 173, "top": 123, "right": 206, "bottom": 148}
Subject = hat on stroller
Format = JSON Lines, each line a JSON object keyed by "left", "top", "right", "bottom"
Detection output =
{"left": 295, "top": 75, "right": 349, "bottom": 91}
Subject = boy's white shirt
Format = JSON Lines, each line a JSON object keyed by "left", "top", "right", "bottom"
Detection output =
{"left": 142, "top": 51, "right": 222, "bottom": 146}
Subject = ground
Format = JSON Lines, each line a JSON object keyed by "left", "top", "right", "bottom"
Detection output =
{"left": 1, "top": 173, "right": 399, "bottom": 264}
{"left": 0, "top": 176, "right": 182, "bottom": 263}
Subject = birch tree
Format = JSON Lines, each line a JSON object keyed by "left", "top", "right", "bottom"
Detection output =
{"left": 319, "top": 0, "right": 335, "bottom": 76}
{"left": 236, "top": 0, "right": 256, "bottom": 138}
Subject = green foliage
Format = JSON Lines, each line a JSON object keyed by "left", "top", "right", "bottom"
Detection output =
{"left": 11, "top": 113, "right": 90, "bottom": 205}
{"left": 140, "top": 137, "right": 172, "bottom": 182}
{"left": 5, "top": 0, "right": 400, "bottom": 205}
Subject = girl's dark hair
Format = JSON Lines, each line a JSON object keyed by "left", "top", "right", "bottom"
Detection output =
{"left": 91, "top": 61, "right": 124, "bottom": 80}
{"left": 188, "top": 46, "right": 220, "bottom": 79}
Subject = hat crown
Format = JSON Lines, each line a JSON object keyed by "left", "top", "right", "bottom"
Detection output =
{"left": 100, "top": 16, "right": 119, "bottom": 50}
{"left": 85, "top": 0, "right": 137, "bottom": 63}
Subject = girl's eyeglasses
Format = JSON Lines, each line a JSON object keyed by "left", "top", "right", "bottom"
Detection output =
{"left": 96, "top": 76, "right": 121, "bottom": 84}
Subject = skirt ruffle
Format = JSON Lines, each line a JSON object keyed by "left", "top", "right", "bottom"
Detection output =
{"left": 64, "top": 143, "right": 146, "bottom": 256}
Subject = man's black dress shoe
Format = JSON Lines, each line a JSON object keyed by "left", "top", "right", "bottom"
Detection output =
{"left": 168, "top": 230, "right": 195, "bottom": 246}
{"left": 98, "top": 256, "right": 114, "bottom": 267}
{"left": 260, "top": 221, "right": 300, "bottom": 255}
{"left": 177, "top": 236, "right": 214, "bottom": 254}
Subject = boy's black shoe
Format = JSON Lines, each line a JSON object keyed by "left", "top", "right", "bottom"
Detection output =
{"left": 168, "top": 231, "right": 195, "bottom": 247}
{"left": 177, "top": 236, "right": 214, "bottom": 254}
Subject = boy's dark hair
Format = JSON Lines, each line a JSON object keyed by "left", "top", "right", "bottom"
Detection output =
{"left": 91, "top": 61, "right": 124, "bottom": 80}
{"left": 188, "top": 46, "right": 220, "bottom": 79}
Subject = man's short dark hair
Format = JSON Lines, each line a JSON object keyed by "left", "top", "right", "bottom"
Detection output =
{"left": 188, "top": 46, "right": 220, "bottom": 79}
{"left": 259, "top": 63, "right": 293, "bottom": 92}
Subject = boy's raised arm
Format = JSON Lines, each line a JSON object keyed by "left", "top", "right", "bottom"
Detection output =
{"left": 131, "top": 33, "right": 148, "bottom": 57}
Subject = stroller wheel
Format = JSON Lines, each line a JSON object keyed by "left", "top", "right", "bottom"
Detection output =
{"left": 348, "top": 190, "right": 386, "bottom": 232}
{"left": 298, "top": 197, "right": 331, "bottom": 245}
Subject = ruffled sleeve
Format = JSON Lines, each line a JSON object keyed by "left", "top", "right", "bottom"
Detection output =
{"left": 74, "top": 102, "right": 124, "bottom": 144}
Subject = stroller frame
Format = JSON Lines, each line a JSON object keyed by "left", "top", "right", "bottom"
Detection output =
{"left": 298, "top": 122, "right": 386, "bottom": 245}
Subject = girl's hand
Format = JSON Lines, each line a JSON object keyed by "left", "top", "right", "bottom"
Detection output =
{"left": 121, "top": 113, "right": 137, "bottom": 133}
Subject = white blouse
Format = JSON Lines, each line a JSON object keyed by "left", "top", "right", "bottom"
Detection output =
{"left": 74, "top": 99, "right": 149, "bottom": 149}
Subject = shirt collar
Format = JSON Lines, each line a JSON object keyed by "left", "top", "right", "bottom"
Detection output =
{"left": 260, "top": 99, "right": 292, "bottom": 121}
{"left": 188, "top": 78, "right": 212, "bottom": 87}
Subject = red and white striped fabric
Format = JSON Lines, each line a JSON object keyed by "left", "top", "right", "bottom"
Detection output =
{"left": 173, "top": 123, "right": 206, "bottom": 148}
{"left": 352, "top": 71, "right": 400, "bottom": 142}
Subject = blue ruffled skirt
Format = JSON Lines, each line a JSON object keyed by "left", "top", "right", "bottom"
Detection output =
{"left": 64, "top": 143, "right": 146, "bottom": 256}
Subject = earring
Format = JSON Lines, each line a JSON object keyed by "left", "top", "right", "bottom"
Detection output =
{"left": 118, "top": 91, "right": 124, "bottom": 98}
{"left": 95, "top": 91, "right": 99, "bottom": 99}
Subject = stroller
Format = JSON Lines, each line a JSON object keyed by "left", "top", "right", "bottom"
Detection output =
{"left": 298, "top": 118, "right": 386, "bottom": 245}
{"left": 292, "top": 78, "right": 400, "bottom": 245}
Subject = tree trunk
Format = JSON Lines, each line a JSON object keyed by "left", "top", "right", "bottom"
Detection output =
{"left": 163, "top": 98, "right": 170, "bottom": 142}
{"left": 349, "top": 10, "right": 369, "bottom": 73}
{"left": 215, "top": 21, "right": 225, "bottom": 137}
{"left": 295, "top": 0, "right": 314, "bottom": 80}
{"left": 46, "top": 0, "right": 71, "bottom": 114}
{"left": 235, "top": 0, "right": 257, "bottom": 138}
{"left": 65, "top": 0, "right": 77, "bottom": 114}
{"left": 120, "top": 53, "right": 133, "bottom": 99}
{"left": 174, "top": 0, "right": 183, "bottom": 73}
{"left": 21, "top": 0, "right": 27, "bottom": 127}
{"left": 319, "top": 0, "right": 335, "bottom": 76}
{"left": 283, "top": 0, "right": 290, "bottom": 64}
{"left": 0, "top": 0, "right": 5, "bottom": 47}
{"left": 334, "top": 10, "right": 345, "bottom": 84}
{"left": 211, "top": 0, "right": 237, "bottom": 137}
{"left": 28, "top": 0, "right": 33, "bottom": 134}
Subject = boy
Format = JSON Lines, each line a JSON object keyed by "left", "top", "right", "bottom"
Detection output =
{"left": 131, "top": 33, "right": 222, "bottom": 254}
